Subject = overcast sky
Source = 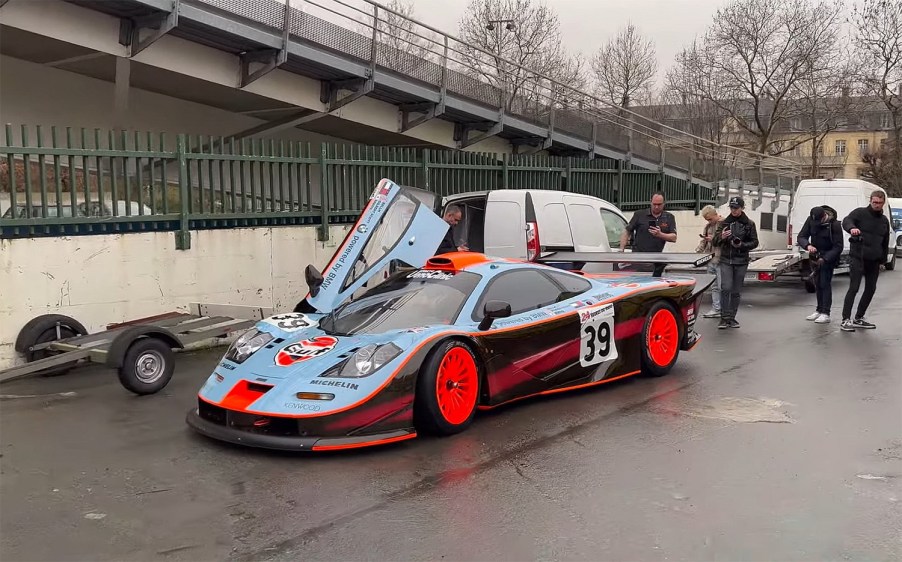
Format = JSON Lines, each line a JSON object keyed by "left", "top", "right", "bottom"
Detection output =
{"left": 405, "top": 0, "right": 735, "bottom": 88}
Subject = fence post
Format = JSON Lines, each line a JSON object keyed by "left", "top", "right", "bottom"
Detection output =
{"left": 615, "top": 158, "right": 623, "bottom": 208}
{"left": 422, "top": 148, "right": 431, "bottom": 192}
{"left": 502, "top": 152, "right": 509, "bottom": 189}
{"left": 564, "top": 157, "right": 572, "bottom": 192}
{"left": 175, "top": 134, "right": 191, "bottom": 250}
{"left": 318, "top": 144, "right": 330, "bottom": 242}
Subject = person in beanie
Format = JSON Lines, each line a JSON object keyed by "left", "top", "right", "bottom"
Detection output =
{"left": 797, "top": 205, "right": 843, "bottom": 324}
{"left": 840, "top": 190, "right": 891, "bottom": 332}
{"left": 713, "top": 196, "right": 759, "bottom": 329}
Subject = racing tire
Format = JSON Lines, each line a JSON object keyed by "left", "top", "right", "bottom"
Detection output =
{"left": 117, "top": 337, "right": 175, "bottom": 395}
{"left": 14, "top": 314, "right": 88, "bottom": 376}
{"left": 640, "top": 301, "right": 681, "bottom": 378}
{"left": 414, "top": 340, "right": 481, "bottom": 436}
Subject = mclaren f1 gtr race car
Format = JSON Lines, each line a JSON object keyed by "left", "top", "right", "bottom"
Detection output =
{"left": 186, "top": 180, "right": 714, "bottom": 451}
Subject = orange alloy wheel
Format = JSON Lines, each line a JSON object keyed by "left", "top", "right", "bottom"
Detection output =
{"left": 646, "top": 308, "right": 679, "bottom": 367}
{"left": 435, "top": 347, "right": 479, "bottom": 425}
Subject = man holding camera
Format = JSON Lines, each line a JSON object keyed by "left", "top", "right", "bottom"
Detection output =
{"left": 797, "top": 206, "right": 843, "bottom": 324}
{"left": 713, "top": 196, "right": 759, "bottom": 329}
{"left": 839, "top": 190, "right": 891, "bottom": 332}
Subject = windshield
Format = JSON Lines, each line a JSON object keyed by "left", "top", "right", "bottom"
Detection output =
{"left": 321, "top": 270, "right": 482, "bottom": 335}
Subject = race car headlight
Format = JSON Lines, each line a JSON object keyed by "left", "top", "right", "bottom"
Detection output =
{"left": 224, "top": 329, "right": 273, "bottom": 364}
{"left": 327, "top": 343, "right": 402, "bottom": 378}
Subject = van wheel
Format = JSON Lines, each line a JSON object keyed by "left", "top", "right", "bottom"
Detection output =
{"left": 886, "top": 255, "right": 896, "bottom": 271}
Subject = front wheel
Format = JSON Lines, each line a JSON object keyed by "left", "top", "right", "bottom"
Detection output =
{"left": 414, "top": 341, "right": 481, "bottom": 436}
{"left": 640, "top": 301, "right": 681, "bottom": 377}
{"left": 886, "top": 254, "right": 896, "bottom": 271}
{"left": 117, "top": 338, "right": 175, "bottom": 395}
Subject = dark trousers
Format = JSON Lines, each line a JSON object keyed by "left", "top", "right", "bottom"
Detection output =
{"left": 719, "top": 262, "right": 749, "bottom": 320}
{"left": 815, "top": 262, "right": 835, "bottom": 314}
{"left": 842, "top": 258, "right": 880, "bottom": 320}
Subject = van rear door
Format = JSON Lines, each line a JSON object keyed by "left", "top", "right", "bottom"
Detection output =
{"left": 484, "top": 191, "right": 528, "bottom": 259}
{"left": 562, "top": 194, "right": 610, "bottom": 252}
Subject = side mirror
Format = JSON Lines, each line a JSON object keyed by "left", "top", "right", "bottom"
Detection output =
{"left": 478, "top": 300, "right": 512, "bottom": 331}
{"left": 305, "top": 264, "right": 324, "bottom": 297}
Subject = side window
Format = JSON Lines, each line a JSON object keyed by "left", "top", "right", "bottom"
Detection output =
{"left": 600, "top": 209, "right": 628, "bottom": 248}
{"left": 566, "top": 203, "right": 606, "bottom": 247}
{"left": 545, "top": 271, "right": 592, "bottom": 299}
{"left": 475, "top": 270, "right": 564, "bottom": 319}
{"left": 776, "top": 215, "right": 788, "bottom": 233}
{"left": 760, "top": 212, "right": 774, "bottom": 231}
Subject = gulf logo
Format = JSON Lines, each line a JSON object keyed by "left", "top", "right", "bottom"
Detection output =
{"left": 275, "top": 336, "right": 339, "bottom": 366}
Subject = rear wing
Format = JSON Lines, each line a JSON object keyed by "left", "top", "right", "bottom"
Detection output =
{"left": 536, "top": 251, "right": 714, "bottom": 277}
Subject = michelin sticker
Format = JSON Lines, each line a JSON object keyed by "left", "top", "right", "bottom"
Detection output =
{"left": 579, "top": 303, "right": 618, "bottom": 367}
{"left": 263, "top": 313, "right": 316, "bottom": 332}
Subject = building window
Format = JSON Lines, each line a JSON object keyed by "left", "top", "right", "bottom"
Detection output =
{"left": 858, "top": 139, "right": 869, "bottom": 154}
{"left": 835, "top": 140, "right": 846, "bottom": 155}
{"left": 881, "top": 114, "right": 891, "bottom": 129}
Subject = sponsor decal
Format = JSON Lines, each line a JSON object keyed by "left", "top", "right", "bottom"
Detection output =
{"left": 275, "top": 336, "right": 339, "bottom": 366}
{"left": 219, "top": 362, "right": 235, "bottom": 371}
{"left": 371, "top": 182, "right": 392, "bottom": 202}
{"left": 407, "top": 326, "right": 430, "bottom": 333}
{"left": 284, "top": 402, "right": 322, "bottom": 411}
{"left": 579, "top": 303, "right": 619, "bottom": 368}
{"left": 311, "top": 379, "right": 360, "bottom": 390}
{"left": 357, "top": 223, "right": 368, "bottom": 234}
{"left": 262, "top": 313, "right": 316, "bottom": 332}
{"left": 592, "top": 292, "right": 614, "bottom": 301}
{"left": 406, "top": 270, "right": 454, "bottom": 280}
{"left": 609, "top": 282, "right": 640, "bottom": 288}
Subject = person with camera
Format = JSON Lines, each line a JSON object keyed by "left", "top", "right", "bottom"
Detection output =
{"left": 618, "top": 191, "right": 677, "bottom": 275}
{"left": 839, "top": 190, "right": 891, "bottom": 332}
{"left": 696, "top": 205, "right": 723, "bottom": 318}
{"left": 713, "top": 196, "right": 759, "bottom": 329}
{"left": 796, "top": 206, "right": 843, "bottom": 324}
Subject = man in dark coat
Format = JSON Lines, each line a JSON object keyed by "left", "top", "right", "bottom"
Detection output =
{"left": 797, "top": 205, "right": 844, "bottom": 324}
{"left": 713, "top": 196, "right": 759, "bottom": 329}
{"left": 840, "top": 190, "right": 891, "bottom": 332}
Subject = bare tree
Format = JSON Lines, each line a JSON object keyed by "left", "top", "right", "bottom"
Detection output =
{"left": 664, "top": 40, "right": 732, "bottom": 161}
{"left": 683, "top": 0, "right": 843, "bottom": 156}
{"left": 591, "top": 23, "right": 657, "bottom": 110}
{"left": 457, "top": 0, "right": 586, "bottom": 113}
{"left": 359, "top": 0, "right": 437, "bottom": 75}
{"left": 851, "top": 0, "right": 902, "bottom": 193}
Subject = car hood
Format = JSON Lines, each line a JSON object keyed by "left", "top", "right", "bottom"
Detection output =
{"left": 198, "top": 316, "right": 449, "bottom": 416}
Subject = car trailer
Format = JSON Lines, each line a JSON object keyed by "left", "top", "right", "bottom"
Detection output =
{"left": 0, "top": 304, "right": 273, "bottom": 394}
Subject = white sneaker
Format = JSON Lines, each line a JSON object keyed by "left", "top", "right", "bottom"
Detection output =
{"left": 702, "top": 310, "right": 721, "bottom": 318}
{"left": 814, "top": 314, "right": 830, "bottom": 324}
{"left": 806, "top": 311, "right": 821, "bottom": 321}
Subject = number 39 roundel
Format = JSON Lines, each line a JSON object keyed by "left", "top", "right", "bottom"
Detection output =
{"left": 578, "top": 303, "right": 619, "bottom": 367}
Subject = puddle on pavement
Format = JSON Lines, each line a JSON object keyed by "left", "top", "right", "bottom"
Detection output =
{"left": 654, "top": 397, "right": 794, "bottom": 424}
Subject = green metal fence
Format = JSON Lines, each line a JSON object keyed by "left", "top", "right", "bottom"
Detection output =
{"left": 1, "top": 125, "right": 716, "bottom": 247}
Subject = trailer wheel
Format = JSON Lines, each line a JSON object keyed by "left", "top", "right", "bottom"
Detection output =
{"left": 117, "top": 338, "right": 175, "bottom": 395}
{"left": 14, "top": 314, "right": 88, "bottom": 376}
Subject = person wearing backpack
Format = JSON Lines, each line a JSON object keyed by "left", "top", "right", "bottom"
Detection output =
{"left": 796, "top": 205, "right": 843, "bottom": 324}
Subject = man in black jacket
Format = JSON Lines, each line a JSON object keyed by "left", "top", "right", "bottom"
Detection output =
{"left": 713, "top": 196, "right": 759, "bottom": 329}
{"left": 436, "top": 204, "right": 468, "bottom": 255}
{"left": 840, "top": 190, "right": 891, "bottom": 332}
{"left": 797, "top": 205, "right": 844, "bottom": 324}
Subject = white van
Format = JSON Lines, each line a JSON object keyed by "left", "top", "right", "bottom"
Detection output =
{"left": 789, "top": 178, "right": 895, "bottom": 270}
{"left": 888, "top": 196, "right": 902, "bottom": 251}
{"left": 439, "top": 190, "right": 629, "bottom": 266}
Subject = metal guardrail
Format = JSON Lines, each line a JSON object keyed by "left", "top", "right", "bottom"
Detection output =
{"left": 181, "top": 0, "right": 803, "bottom": 187}
{"left": 0, "top": 124, "right": 717, "bottom": 246}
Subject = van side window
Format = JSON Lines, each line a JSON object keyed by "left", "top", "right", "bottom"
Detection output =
{"left": 600, "top": 209, "right": 628, "bottom": 248}
{"left": 776, "top": 215, "right": 788, "bottom": 233}
{"left": 760, "top": 212, "right": 774, "bottom": 230}
{"left": 474, "top": 270, "right": 565, "bottom": 320}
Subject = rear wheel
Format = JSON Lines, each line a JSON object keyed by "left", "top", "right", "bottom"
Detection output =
{"left": 640, "top": 301, "right": 681, "bottom": 377}
{"left": 414, "top": 341, "right": 480, "bottom": 436}
{"left": 886, "top": 254, "right": 896, "bottom": 271}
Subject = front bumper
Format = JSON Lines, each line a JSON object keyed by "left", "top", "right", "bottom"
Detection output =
{"left": 185, "top": 407, "right": 416, "bottom": 452}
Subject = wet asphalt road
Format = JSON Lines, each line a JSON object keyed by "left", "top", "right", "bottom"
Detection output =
{"left": 1, "top": 273, "right": 901, "bottom": 562}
